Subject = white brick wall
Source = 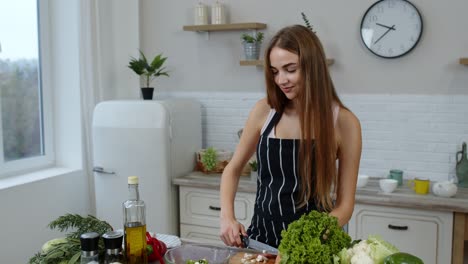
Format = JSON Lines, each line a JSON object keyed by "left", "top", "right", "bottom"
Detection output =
{"left": 160, "top": 92, "right": 468, "bottom": 182}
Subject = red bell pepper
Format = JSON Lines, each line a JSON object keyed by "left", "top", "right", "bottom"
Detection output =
{"left": 146, "top": 232, "right": 167, "bottom": 263}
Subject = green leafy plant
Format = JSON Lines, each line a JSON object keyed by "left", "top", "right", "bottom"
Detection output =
{"left": 201, "top": 147, "right": 218, "bottom": 171}
{"left": 301, "top": 12, "right": 316, "bottom": 33}
{"left": 278, "top": 210, "right": 351, "bottom": 264}
{"left": 249, "top": 160, "right": 258, "bottom": 172}
{"left": 128, "top": 50, "right": 169, "bottom": 88}
{"left": 241, "top": 32, "right": 264, "bottom": 43}
{"left": 29, "top": 214, "right": 113, "bottom": 264}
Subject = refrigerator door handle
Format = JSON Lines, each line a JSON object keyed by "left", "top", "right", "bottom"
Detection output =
{"left": 93, "top": 166, "right": 115, "bottom": 174}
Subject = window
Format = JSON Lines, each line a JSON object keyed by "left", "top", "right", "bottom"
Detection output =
{"left": 0, "top": 0, "right": 53, "bottom": 177}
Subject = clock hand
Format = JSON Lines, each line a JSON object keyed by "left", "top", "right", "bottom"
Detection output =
{"left": 376, "top": 23, "right": 396, "bottom": 30}
{"left": 373, "top": 25, "right": 395, "bottom": 44}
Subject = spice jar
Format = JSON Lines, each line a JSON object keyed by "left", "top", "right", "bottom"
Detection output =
{"left": 103, "top": 230, "right": 124, "bottom": 264}
{"left": 80, "top": 232, "right": 100, "bottom": 264}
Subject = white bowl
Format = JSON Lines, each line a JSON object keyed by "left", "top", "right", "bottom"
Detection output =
{"left": 357, "top": 174, "right": 369, "bottom": 188}
{"left": 379, "top": 179, "right": 398, "bottom": 193}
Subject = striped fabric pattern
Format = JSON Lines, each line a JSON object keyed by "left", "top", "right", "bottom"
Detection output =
{"left": 247, "top": 111, "right": 317, "bottom": 248}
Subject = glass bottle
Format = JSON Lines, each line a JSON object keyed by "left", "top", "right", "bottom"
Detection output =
{"left": 123, "top": 176, "right": 148, "bottom": 264}
{"left": 102, "top": 230, "right": 124, "bottom": 264}
{"left": 80, "top": 232, "right": 100, "bottom": 264}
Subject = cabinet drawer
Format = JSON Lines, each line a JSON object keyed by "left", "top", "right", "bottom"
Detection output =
{"left": 179, "top": 186, "right": 256, "bottom": 228}
{"left": 180, "top": 224, "right": 224, "bottom": 245}
{"left": 349, "top": 204, "right": 452, "bottom": 264}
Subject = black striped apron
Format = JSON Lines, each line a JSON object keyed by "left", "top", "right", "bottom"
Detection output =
{"left": 247, "top": 111, "right": 318, "bottom": 248}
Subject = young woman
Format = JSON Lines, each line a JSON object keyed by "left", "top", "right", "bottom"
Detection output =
{"left": 219, "top": 25, "right": 362, "bottom": 248}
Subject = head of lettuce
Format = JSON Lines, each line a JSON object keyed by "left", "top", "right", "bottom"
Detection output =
{"left": 278, "top": 211, "right": 351, "bottom": 264}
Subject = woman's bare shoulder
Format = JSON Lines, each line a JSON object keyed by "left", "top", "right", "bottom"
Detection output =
{"left": 251, "top": 98, "right": 271, "bottom": 120}
{"left": 337, "top": 107, "right": 360, "bottom": 130}
{"left": 336, "top": 107, "right": 361, "bottom": 147}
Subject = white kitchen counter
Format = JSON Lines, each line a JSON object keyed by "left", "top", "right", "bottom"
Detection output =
{"left": 173, "top": 171, "right": 468, "bottom": 213}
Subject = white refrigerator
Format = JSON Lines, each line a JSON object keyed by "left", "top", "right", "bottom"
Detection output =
{"left": 92, "top": 99, "right": 201, "bottom": 235}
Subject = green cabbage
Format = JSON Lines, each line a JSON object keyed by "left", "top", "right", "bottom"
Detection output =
{"left": 278, "top": 211, "right": 351, "bottom": 264}
{"left": 367, "top": 235, "right": 399, "bottom": 264}
{"left": 41, "top": 237, "right": 68, "bottom": 254}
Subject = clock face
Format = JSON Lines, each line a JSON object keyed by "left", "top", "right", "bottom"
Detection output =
{"left": 360, "top": 0, "right": 423, "bottom": 58}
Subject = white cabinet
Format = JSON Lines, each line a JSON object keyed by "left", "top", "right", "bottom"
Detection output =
{"left": 179, "top": 186, "right": 256, "bottom": 245}
{"left": 348, "top": 204, "right": 453, "bottom": 264}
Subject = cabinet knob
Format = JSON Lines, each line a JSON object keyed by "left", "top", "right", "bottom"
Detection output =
{"left": 209, "top": 205, "right": 221, "bottom": 211}
{"left": 388, "top": 224, "right": 408, "bottom": 230}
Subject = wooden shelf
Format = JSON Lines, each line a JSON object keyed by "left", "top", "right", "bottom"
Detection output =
{"left": 460, "top": 58, "right": 468, "bottom": 65}
{"left": 183, "top": 23, "right": 266, "bottom": 32}
{"left": 240, "top": 59, "right": 335, "bottom": 66}
{"left": 239, "top": 60, "right": 264, "bottom": 66}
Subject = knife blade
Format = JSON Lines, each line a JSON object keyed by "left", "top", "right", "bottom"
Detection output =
{"left": 240, "top": 235, "right": 278, "bottom": 254}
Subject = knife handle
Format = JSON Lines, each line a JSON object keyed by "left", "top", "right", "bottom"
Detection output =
{"left": 240, "top": 234, "right": 249, "bottom": 248}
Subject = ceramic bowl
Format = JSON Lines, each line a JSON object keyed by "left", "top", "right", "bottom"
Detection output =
{"left": 357, "top": 174, "right": 370, "bottom": 188}
{"left": 379, "top": 179, "right": 398, "bottom": 193}
{"left": 164, "top": 244, "right": 231, "bottom": 264}
{"left": 432, "top": 180, "right": 458, "bottom": 198}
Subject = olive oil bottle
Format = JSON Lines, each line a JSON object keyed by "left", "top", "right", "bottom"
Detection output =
{"left": 123, "top": 176, "right": 147, "bottom": 264}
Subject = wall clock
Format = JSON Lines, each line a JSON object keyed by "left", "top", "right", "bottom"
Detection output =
{"left": 360, "top": 0, "right": 423, "bottom": 59}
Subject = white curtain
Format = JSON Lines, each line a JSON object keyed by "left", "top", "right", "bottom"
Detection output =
{"left": 79, "top": 0, "right": 103, "bottom": 214}
{"left": 78, "top": 0, "right": 141, "bottom": 213}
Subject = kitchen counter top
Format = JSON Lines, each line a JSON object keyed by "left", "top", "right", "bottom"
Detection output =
{"left": 173, "top": 171, "right": 468, "bottom": 213}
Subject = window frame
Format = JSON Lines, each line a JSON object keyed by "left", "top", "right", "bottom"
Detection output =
{"left": 0, "top": 0, "right": 55, "bottom": 178}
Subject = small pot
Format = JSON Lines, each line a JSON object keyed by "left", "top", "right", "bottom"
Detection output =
{"left": 243, "top": 42, "right": 261, "bottom": 60}
{"left": 141, "top": 87, "right": 154, "bottom": 100}
{"left": 250, "top": 170, "right": 258, "bottom": 182}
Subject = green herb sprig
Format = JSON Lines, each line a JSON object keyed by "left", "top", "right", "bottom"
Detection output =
{"left": 29, "top": 214, "right": 113, "bottom": 264}
{"left": 48, "top": 214, "right": 113, "bottom": 239}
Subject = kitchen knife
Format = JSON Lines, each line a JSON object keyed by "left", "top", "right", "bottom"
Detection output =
{"left": 241, "top": 235, "right": 278, "bottom": 254}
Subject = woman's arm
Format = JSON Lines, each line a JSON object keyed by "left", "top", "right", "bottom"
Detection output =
{"left": 329, "top": 108, "right": 362, "bottom": 226}
{"left": 219, "top": 98, "right": 270, "bottom": 246}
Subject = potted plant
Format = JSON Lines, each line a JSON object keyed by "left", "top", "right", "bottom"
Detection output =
{"left": 201, "top": 147, "right": 218, "bottom": 172}
{"left": 249, "top": 159, "right": 258, "bottom": 181}
{"left": 241, "top": 32, "right": 264, "bottom": 60}
{"left": 128, "top": 50, "right": 169, "bottom": 100}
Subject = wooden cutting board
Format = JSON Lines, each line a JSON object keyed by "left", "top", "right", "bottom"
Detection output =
{"left": 228, "top": 252, "right": 276, "bottom": 264}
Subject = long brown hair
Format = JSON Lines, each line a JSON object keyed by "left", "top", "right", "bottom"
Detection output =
{"left": 264, "top": 25, "right": 344, "bottom": 212}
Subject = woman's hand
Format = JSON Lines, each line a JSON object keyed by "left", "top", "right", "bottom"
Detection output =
{"left": 219, "top": 217, "right": 246, "bottom": 247}
{"left": 274, "top": 254, "right": 281, "bottom": 264}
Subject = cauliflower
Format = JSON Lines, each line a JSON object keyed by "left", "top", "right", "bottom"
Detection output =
{"left": 350, "top": 250, "right": 374, "bottom": 264}
{"left": 346, "top": 240, "right": 374, "bottom": 264}
{"left": 336, "top": 236, "right": 399, "bottom": 264}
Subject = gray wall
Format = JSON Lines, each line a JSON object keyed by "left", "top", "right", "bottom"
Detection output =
{"left": 138, "top": 0, "right": 467, "bottom": 95}
{"left": 91, "top": 0, "right": 468, "bottom": 181}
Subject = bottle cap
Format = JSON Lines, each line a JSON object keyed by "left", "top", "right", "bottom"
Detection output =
{"left": 128, "top": 176, "right": 139, "bottom": 184}
{"left": 102, "top": 230, "right": 124, "bottom": 250}
{"left": 80, "top": 232, "right": 100, "bottom": 251}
